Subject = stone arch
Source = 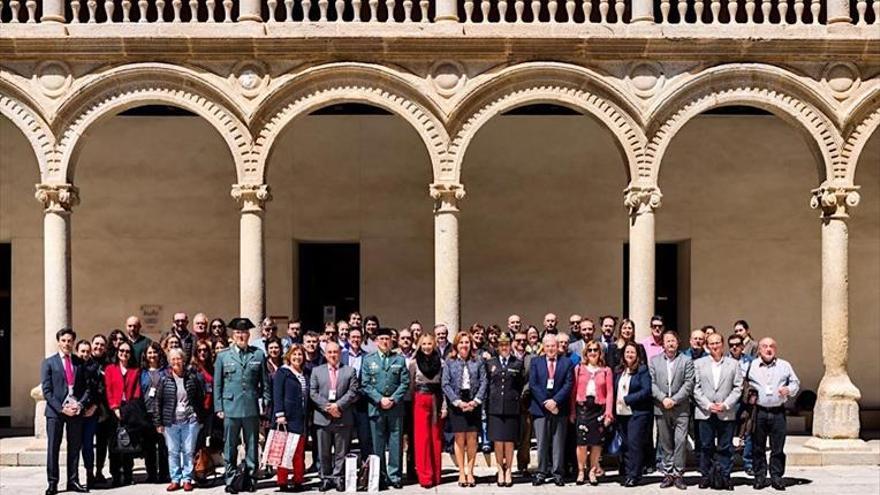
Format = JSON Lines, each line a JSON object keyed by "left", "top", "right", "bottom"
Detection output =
{"left": 645, "top": 64, "right": 843, "bottom": 184}
{"left": 446, "top": 62, "right": 647, "bottom": 184}
{"left": 251, "top": 63, "right": 448, "bottom": 183}
{"left": 841, "top": 87, "right": 880, "bottom": 183}
{"left": 53, "top": 63, "right": 252, "bottom": 183}
{"left": 0, "top": 80, "right": 56, "bottom": 181}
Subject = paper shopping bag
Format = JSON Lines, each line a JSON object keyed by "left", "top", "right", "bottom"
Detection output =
{"left": 260, "top": 428, "right": 289, "bottom": 468}
{"left": 279, "top": 433, "right": 300, "bottom": 470}
{"left": 344, "top": 454, "right": 359, "bottom": 493}
{"left": 367, "top": 454, "right": 381, "bottom": 493}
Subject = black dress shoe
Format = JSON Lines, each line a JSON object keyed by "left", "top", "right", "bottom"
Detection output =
{"left": 624, "top": 478, "right": 638, "bottom": 487}
{"left": 67, "top": 481, "right": 89, "bottom": 493}
{"left": 754, "top": 478, "right": 770, "bottom": 490}
{"left": 335, "top": 480, "right": 345, "bottom": 492}
{"left": 770, "top": 478, "right": 786, "bottom": 491}
{"left": 319, "top": 481, "right": 332, "bottom": 492}
{"left": 225, "top": 485, "right": 239, "bottom": 494}
{"left": 553, "top": 477, "right": 565, "bottom": 487}
{"left": 673, "top": 477, "right": 687, "bottom": 490}
{"left": 698, "top": 477, "right": 710, "bottom": 489}
{"left": 660, "top": 475, "right": 675, "bottom": 489}
{"left": 391, "top": 481, "right": 403, "bottom": 489}
{"left": 531, "top": 475, "right": 544, "bottom": 486}
{"left": 45, "top": 485, "right": 57, "bottom": 495}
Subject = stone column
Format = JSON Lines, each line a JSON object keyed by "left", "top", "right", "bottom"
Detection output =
{"left": 40, "top": 0, "right": 65, "bottom": 22}
{"left": 434, "top": 0, "right": 459, "bottom": 21}
{"left": 35, "top": 183, "right": 78, "bottom": 356}
{"left": 232, "top": 184, "right": 271, "bottom": 340}
{"left": 630, "top": 0, "right": 655, "bottom": 23}
{"left": 430, "top": 183, "right": 465, "bottom": 336}
{"left": 825, "top": 0, "right": 852, "bottom": 24}
{"left": 33, "top": 183, "right": 79, "bottom": 439}
{"left": 806, "top": 184, "right": 865, "bottom": 446}
{"left": 624, "top": 184, "right": 661, "bottom": 341}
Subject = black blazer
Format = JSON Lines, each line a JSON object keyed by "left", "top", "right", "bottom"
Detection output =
{"left": 607, "top": 342, "right": 647, "bottom": 372}
{"left": 485, "top": 354, "right": 525, "bottom": 416}
{"left": 41, "top": 353, "right": 92, "bottom": 418}
{"left": 612, "top": 365, "right": 653, "bottom": 417}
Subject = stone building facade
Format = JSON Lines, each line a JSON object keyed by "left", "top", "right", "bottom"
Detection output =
{"left": 0, "top": 0, "right": 878, "bottom": 448}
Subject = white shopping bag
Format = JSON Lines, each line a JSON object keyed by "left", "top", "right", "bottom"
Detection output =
{"left": 367, "top": 454, "right": 381, "bottom": 493}
{"left": 344, "top": 454, "right": 359, "bottom": 493}
{"left": 279, "top": 433, "right": 300, "bottom": 470}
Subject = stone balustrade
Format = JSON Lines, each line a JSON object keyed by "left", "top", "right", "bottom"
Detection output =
{"left": 1, "top": 0, "right": 876, "bottom": 23}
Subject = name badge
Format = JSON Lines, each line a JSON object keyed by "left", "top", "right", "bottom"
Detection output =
{"left": 148, "top": 387, "right": 156, "bottom": 398}
{"left": 328, "top": 390, "right": 337, "bottom": 402}
{"left": 546, "top": 378, "right": 555, "bottom": 390}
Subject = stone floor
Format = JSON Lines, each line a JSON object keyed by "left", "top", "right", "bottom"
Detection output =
{"left": 1, "top": 465, "right": 879, "bottom": 495}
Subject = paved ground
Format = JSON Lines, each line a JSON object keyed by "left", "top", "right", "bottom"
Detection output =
{"left": 2, "top": 465, "right": 878, "bottom": 495}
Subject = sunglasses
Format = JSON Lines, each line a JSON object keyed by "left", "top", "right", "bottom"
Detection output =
{"left": 651, "top": 324, "right": 663, "bottom": 328}
{"left": 174, "top": 320, "right": 187, "bottom": 324}
{"left": 198, "top": 348, "right": 209, "bottom": 353}
{"left": 118, "top": 349, "right": 131, "bottom": 355}
{"left": 211, "top": 324, "right": 224, "bottom": 329}
{"left": 586, "top": 348, "right": 600, "bottom": 353}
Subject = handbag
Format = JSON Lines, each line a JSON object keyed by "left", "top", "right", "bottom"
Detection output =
{"left": 606, "top": 427, "right": 623, "bottom": 456}
{"left": 260, "top": 426, "right": 300, "bottom": 470}
{"left": 110, "top": 425, "right": 141, "bottom": 455}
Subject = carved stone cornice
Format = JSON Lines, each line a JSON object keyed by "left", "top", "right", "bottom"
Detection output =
{"left": 34, "top": 183, "right": 79, "bottom": 213}
{"left": 231, "top": 183, "right": 272, "bottom": 213}
{"left": 429, "top": 183, "right": 466, "bottom": 213}
{"left": 623, "top": 184, "right": 662, "bottom": 216}
{"left": 811, "top": 184, "right": 860, "bottom": 219}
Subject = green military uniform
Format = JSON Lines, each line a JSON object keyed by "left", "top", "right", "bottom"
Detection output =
{"left": 360, "top": 349, "right": 410, "bottom": 486}
{"left": 213, "top": 344, "right": 270, "bottom": 489}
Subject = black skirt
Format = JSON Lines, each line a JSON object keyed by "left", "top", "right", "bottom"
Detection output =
{"left": 575, "top": 397, "right": 606, "bottom": 447}
{"left": 448, "top": 389, "right": 481, "bottom": 433}
{"left": 487, "top": 414, "right": 519, "bottom": 442}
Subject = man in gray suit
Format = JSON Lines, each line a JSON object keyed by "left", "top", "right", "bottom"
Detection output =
{"left": 693, "top": 332, "right": 743, "bottom": 490}
{"left": 310, "top": 341, "right": 360, "bottom": 492}
{"left": 649, "top": 330, "right": 695, "bottom": 490}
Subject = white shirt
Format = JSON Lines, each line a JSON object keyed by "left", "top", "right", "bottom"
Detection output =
{"left": 664, "top": 353, "right": 676, "bottom": 391}
{"left": 585, "top": 364, "right": 598, "bottom": 397}
{"left": 616, "top": 372, "right": 633, "bottom": 416}
{"left": 711, "top": 356, "right": 724, "bottom": 389}
{"left": 461, "top": 364, "right": 471, "bottom": 390}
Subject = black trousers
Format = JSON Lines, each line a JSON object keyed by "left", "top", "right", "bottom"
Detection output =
{"left": 142, "top": 428, "right": 169, "bottom": 482}
{"left": 107, "top": 417, "right": 134, "bottom": 483}
{"left": 96, "top": 417, "right": 114, "bottom": 475}
{"left": 752, "top": 408, "right": 787, "bottom": 481}
{"left": 618, "top": 413, "right": 650, "bottom": 481}
{"left": 47, "top": 415, "right": 83, "bottom": 487}
{"left": 403, "top": 400, "right": 415, "bottom": 480}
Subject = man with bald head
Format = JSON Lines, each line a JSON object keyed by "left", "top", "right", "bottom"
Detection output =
{"left": 506, "top": 314, "right": 522, "bottom": 336}
{"left": 163, "top": 312, "right": 194, "bottom": 362}
{"left": 542, "top": 313, "right": 559, "bottom": 338}
{"left": 125, "top": 316, "right": 153, "bottom": 364}
{"left": 528, "top": 334, "right": 574, "bottom": 486}
{"left": 746, "top": 338, "right": 800, "bottom": 491}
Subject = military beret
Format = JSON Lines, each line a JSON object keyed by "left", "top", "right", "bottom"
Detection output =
{"left": 228, "top": 317, "right": 255, "bottom": 331}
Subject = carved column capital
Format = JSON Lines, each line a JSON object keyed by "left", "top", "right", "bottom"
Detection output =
{"left": 35, "top": 183, "right": 79, "bottom": 213}
{"left": 430, "top": 183, "right": 466, "bottom": 213}
{"left": 811, "top": 184, "right": 860, "bottom": 219}
{"left": 231, "top": 183, "right": 272, "bottom": 213}
{"left": 623, "top": 184, "right": 662, "bottom": 216}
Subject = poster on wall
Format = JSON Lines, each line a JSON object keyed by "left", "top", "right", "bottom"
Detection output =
{"left": 140, "top": 304, "right": 163, "bottom": 337}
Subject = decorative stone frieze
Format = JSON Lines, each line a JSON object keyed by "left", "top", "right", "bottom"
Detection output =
{"left": 623, "top": 184, "right": 662, "bottom": 216}
{"left": 34, "top": 183, "right": 79, "bottom": 213}
{"left": 811, "top": 184, "right": 860, "bottom": 219}
{"left": 231, "top": 183, "right": 272, "bottom": 212}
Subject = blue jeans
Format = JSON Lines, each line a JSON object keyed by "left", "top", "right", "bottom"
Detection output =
{"left": 164, "top": 422, "right": 201, "bottom": 483}
{"left": 697, "top": 417, "right": 736, "bottom": 478}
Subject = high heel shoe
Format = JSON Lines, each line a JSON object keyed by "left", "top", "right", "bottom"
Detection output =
{"left": 467, "top": 475, "right": 476, "bottom": 487}
{"left": 588, "top": 468, "right": 599, "bottom": 486}
{"left": 576, "top": 469, "right": 586, "bottom": 486}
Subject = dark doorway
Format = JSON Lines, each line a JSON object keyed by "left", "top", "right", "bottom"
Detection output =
{"left": 623, "top": 242, "right": 682, "bottom": 333}
{"left": 0, "top": 243, "right": 10, "bottom": 427}
{"left": 298, "top": 243, "right": 360, "bottom": 332}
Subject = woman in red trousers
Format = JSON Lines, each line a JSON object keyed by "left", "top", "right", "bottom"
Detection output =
{"left": 407, "top": 333, "right": 447, "bottom": 488}
{"left": 272, "top": 344, "right": 308, "bottom": 492}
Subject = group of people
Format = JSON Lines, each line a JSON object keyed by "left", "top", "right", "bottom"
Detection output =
{"left": 41, "top": 310, "right": 800, "bottom": 494}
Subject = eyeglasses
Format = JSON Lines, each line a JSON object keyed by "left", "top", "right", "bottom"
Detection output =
{"left": 118, "top": 349, "right": 131, "bottom": 355}
{"left": 586, "top": 348, "right": 600, "bottom": 353}
{"left": 174, "top": 320, "right": 187, "bottom": 324}
{"left": 211, "top": 324, "right": 224, "bottom": 329}
{"left": 650, "top": 324, "right": 663, "bottom": 328}
{"left": 730, "top": 342, "right": 744, "bottom": 347}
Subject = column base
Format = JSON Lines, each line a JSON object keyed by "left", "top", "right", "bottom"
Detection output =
{"left": 803, "top": 437, "right": 870, "bottom": 452}
{"left": 30, "top": 385, "right": 46, "bottom": 440}
{"left": 812, "top": 397, "right": 861, "bottom": 439}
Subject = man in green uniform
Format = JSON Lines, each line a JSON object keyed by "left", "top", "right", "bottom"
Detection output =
{"left": 360, "top": 327, "right": 410, "bottom": 490}
{"left": 213, "top": 318, "right": 270, "bottom": 494}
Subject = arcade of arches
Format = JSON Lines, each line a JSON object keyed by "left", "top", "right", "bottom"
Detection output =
{"left": 1, "top": 60, "right": 878, "bottom": 450}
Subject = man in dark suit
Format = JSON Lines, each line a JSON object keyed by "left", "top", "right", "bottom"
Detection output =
{"left": 310, "top": 342, "right": 360, "bottom": 491}
{"left": 528, "top": 334, "right": 574, "bottom": 486}
{"left": 341, "top": 328, "right": 373, "bottom": 462}
{"left": 41, "top": 328, "right": 91, "bottom": 495}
